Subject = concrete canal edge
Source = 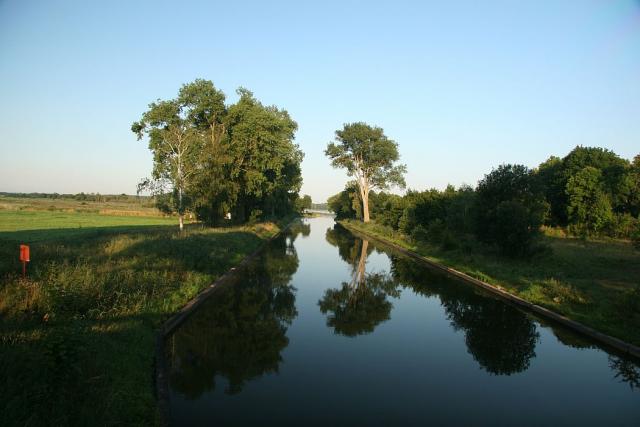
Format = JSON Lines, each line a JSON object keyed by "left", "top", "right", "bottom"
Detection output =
{"left": 154, "top": 220, "right": 297, "bottom": 426}
{"left": 341, "top": 222, "right": 640, "bottom": 361}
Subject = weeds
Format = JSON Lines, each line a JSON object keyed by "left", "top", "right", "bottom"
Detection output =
{"left": 0, "top": 214, "right": 291, "bottom": 426}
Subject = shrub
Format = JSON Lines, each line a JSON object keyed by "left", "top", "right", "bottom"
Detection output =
{"left": 607, "top": 213, "right": 638, "bottom": 239}
{"left": 632, "top": 225, "right": 640, "bottom": 250}
{"left": 475, "top": 164, "right": 545, "bottom": 257}
{"left": 426, "top": 219, "right": 446, "bottom": 243}
{"left": 440, "top": 230, "right": 458, "bottom": 251}
{"left": 410, "top": 224, "right": 428, "bottom": 243}
{"left": 248, "top": 209, "right": 263, "bottom": 224}
{"left": 494, "top": 200, "right": 538, "bottom": 257}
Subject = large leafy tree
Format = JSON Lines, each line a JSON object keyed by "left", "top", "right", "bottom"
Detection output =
{"left": 538, "top": 146, "right": 632, "bottom": 227}
{"left": 535, "top": 155, "right": 566, "bottom": 225}
{"left": 133, "top": 80, "right": 304, "bottom": 226}
{"left": 132, "top": 79, "right": 227, "bottom": 230}
{"left": 562, "top": 147, "right": 630, "bottom": 207}
{"left": 566, "top": 166, "right": 613, "bottom": 236}
{"left": 225, "top": 89, "right": 303, "bottom": 221}
{"left": 132, "top": 100, "right": 200, "bottom": 230}
{"left": 474, "top": 164, "right": 547, "bottom": 256}
{"left": 177, "top": 80, "right": 233, "bottom": 225}
{"left": 325, "top": 122, "right": 406, "bottom": 222}
{"left": 628, "top": 155, "right": 640, "bottom": 218}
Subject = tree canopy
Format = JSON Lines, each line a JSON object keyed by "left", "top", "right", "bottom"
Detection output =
{"left": 325, "top": 122, "right": 406, "bottom": 222}
{"left": 133, "top": 79, "right": 304, "bottom": 227}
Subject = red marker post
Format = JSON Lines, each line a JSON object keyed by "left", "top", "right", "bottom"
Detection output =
{"left": 20, "top": 244, "right": 30, "bottom": 279}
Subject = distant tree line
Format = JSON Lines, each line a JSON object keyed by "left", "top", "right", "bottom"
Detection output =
{"left": 329, "top": 145, "right": 640, "bottom": 256}
{"left": 133, "top": 79, "right": 305, "bottom": 229}
{"left": 310, "top": 202, "right": 329, "bottom": 211}
{"left": 0, "top": 192, "right": 146, "bottom": 203}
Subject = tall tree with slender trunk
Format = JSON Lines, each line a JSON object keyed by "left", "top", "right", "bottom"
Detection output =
{"left": 132, "top": 99, "right": 202, "bottom": 231}
{"left": 325, "top": 122, "right": 406, "bottom": 222}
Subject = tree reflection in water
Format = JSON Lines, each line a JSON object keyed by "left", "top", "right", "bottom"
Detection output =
{"left": 166, "top": 223, "right": 306, "bottom": 398}
{"left": 390, "top": 255, "right": 539, "bottom": 375}
{"left": 321, "top": 226, "right": 399, "bottom": 336}
{"left": 609, "top": 355, "right": 640, "bottom": 390}
{"left": 324, "top": 223, "right": 539, "bottom": 375}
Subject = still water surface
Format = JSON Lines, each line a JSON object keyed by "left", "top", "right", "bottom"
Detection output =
{"left": 167, "top": 216, "right": 639, "bottom": 426}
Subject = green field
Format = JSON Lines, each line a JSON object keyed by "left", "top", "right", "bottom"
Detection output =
{"left": 342, "top": 220, "right": 640, "bottom": 347}
{"left": 0, "top": 204, "right": 289, "bottom": 426}
{"left": 0, "top": 210, "right": 179, "bottom": 241}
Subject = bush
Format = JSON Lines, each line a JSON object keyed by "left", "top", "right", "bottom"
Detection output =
{"left": 410, "top": 224, "right": 428, "bottom": 243}
{"left": 475, "top": 164, "right": 545, "bottom": 256}
{"left": 440, "top": 229, "right": 458, "bottom": 251}
{"left": 426, "top": 219, "right": 446, "bottom": 243}
{"left": 607, "top": 213, "right": 639, "bottom": 239}
{"left": 248, "top": 209, "right": 263, "bottom": 224}
{"left": 494, "top": 200, "right": 538, "bottom": 257}
{"left": 632, "top": 225, "right": 640, "bottom": 250}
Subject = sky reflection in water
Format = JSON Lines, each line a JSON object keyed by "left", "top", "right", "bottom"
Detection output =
{"left": 167, "top": 216, "right": 639, "bottom": 426}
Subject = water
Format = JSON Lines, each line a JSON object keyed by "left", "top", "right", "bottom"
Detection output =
{"left": 166, "top": 216, "right": 639, "bottom": 426}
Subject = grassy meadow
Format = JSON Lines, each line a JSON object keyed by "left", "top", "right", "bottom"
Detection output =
{"left": 342, "top": 220, "right": 640, "bottom": 347}
{"left": 0, "top": 196, "right": 289, "bottom": 426}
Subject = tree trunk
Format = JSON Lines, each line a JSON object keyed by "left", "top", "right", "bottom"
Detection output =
{"left": 361, "top": 187, "right": 370, "bottom": 223}
{"left": 177, "top": 172, "right": 184, "bottom": 231}
{"left": 356, "top": 239, "right": 368, "bottom": 284}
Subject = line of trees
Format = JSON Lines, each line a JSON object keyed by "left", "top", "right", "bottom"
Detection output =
{"left": 0, "top": 192, "right": 140, "bottom": 202}
{"left": 328, "top": 135, "right": 640, "bottom": 256}
{"left": 133, "top": 79, "right": 305, "bottom": 229}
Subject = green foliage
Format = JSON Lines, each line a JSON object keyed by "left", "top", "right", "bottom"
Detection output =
{"left": 341, "top": 218, "right": 640, "bottom": 347}
{"left": 535, "top": 156, "right": 566, "bottom": 225}
{"left": 0, "top": 212, "right": 291, "bottom": 425}
{"left": 607, "top": 213, "right": 639, "bottom": 239}
{"left": 426, "top": 219, "right": 446, "bottom": 243}
{"left": 410, "top": 224, "right": 429, "bottom": 242}
{"left": 369, "top": 192, "right": 406, "bottom": 229}
{"left": 535, "top": 146, "right": 640, "bottom": 235}
{"left": 327, "top": 182, "right": 362, "bottom": 220}
{"left": 295, "top": 194, "right": 313, "bottom": 212}
{"left": 475, "top": 164, "right": 546, "bottom": 255}
{"left": 133, "top": 80, "right": 304, "bottom": 226}
{"left": 562, "top": 147, "right": 630, "bottom": 208}
{"left": 494, "top": 200, "right": 539, "bottom": 256}
{"left": 224, "top": 89, "right": 303, "bottom": 221}
{"left": 632, "top": 223, "right": 640, "bottom": 250}
{"left": 325, "top": 122, "right": 406, "bottom": 222}
{"left": 566, "top": 166, "right": 613, "bottom": 236}
{"left": 334, "top": 146, "right": 636, "bottom": 257}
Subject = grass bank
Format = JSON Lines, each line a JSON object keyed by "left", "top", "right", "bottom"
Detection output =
{"left": 340, "top": 220, "right": 640, "bottom": 347}
{"left": 0, "top": 208, "right": 293, "bottom": 426}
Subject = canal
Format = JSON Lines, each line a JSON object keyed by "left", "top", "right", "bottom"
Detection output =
{"left": 165, "top": 216, "right": 639, "bottom": 426}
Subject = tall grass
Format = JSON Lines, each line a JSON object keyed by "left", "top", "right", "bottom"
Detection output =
{"left": 0, "top": 213, "right": 289, "bottom": 426}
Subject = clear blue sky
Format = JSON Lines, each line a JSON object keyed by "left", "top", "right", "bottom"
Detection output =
{"left": 1, "top": 0, "right": 639, "bottom": 202}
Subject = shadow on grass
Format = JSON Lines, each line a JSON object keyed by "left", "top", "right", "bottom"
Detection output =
{"left": 0, "top": 221, "right": 290, "bottom": 426}
{"left": 0, "top": 223, "right": 180, "bottom": 243}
